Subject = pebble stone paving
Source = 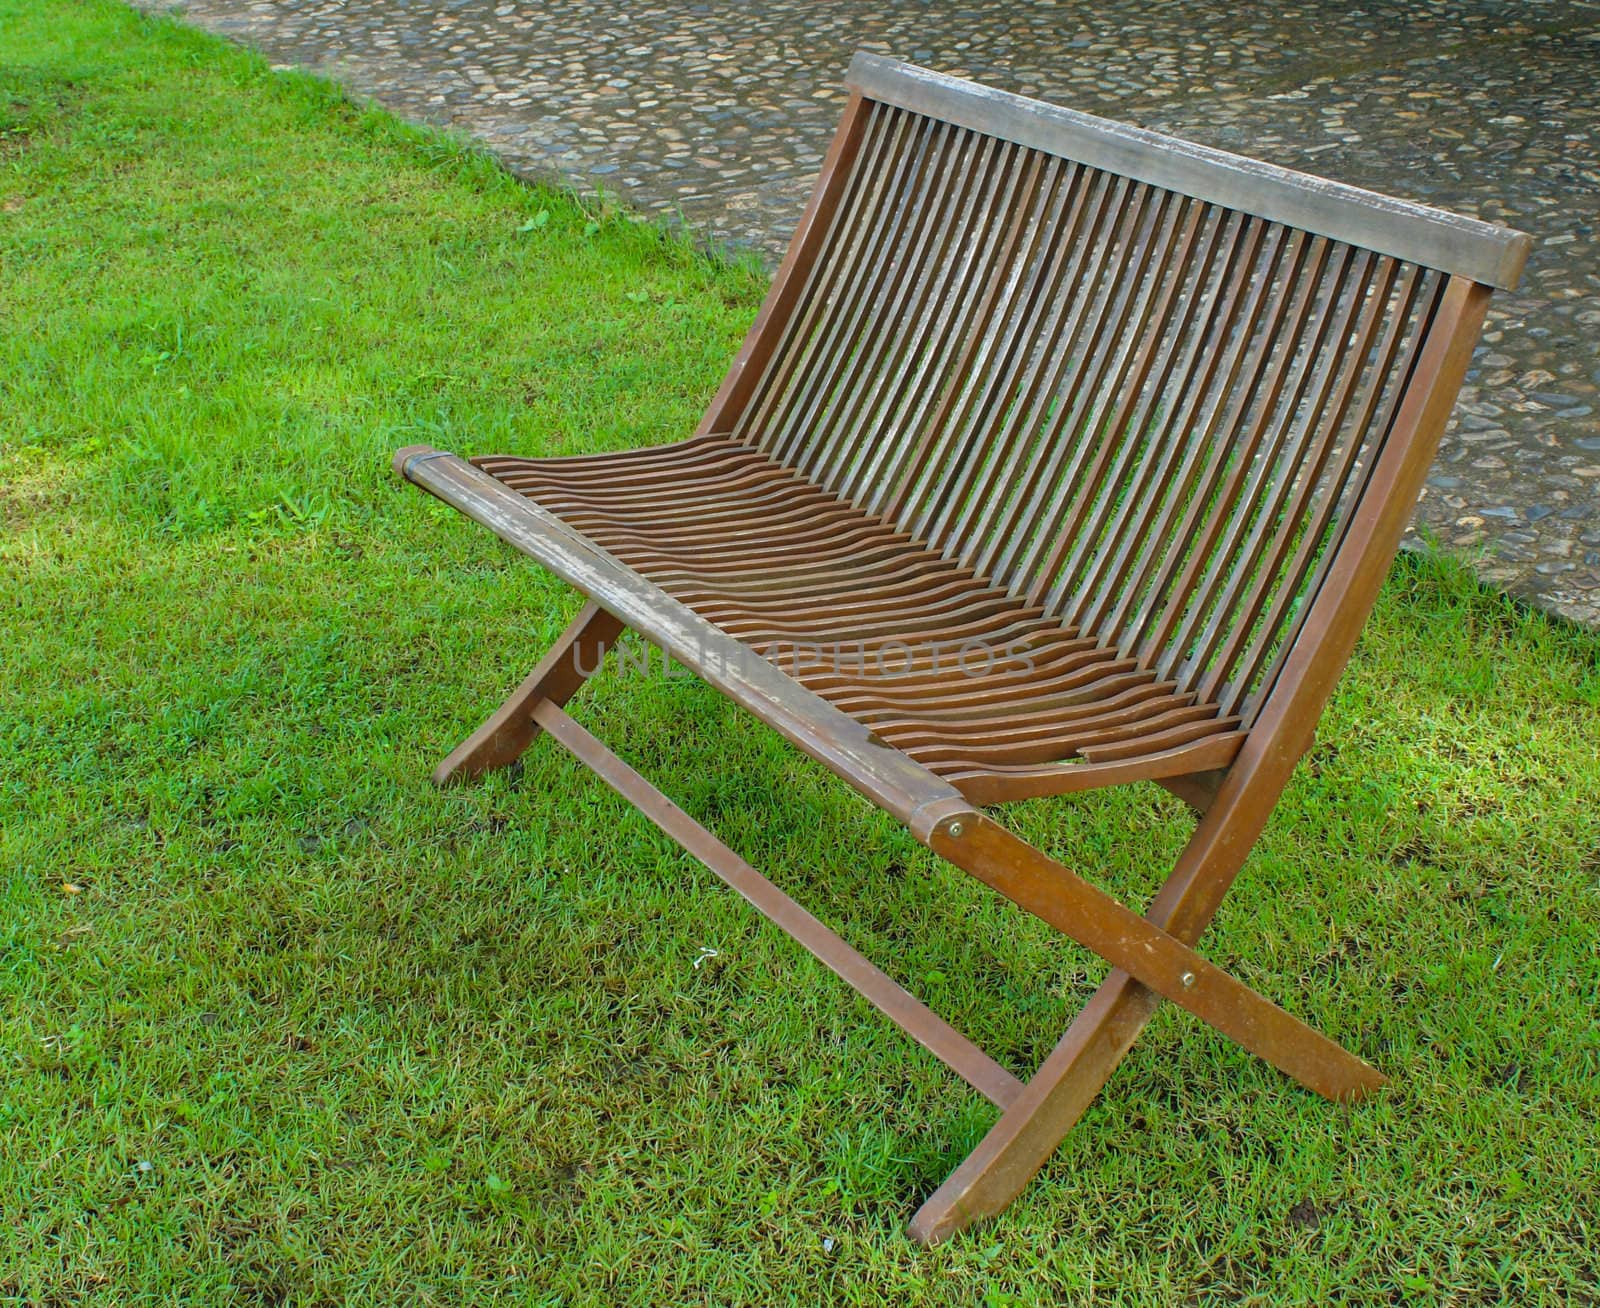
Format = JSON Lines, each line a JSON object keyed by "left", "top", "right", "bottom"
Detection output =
{"left": 143, "top": 0, "right": 1600, "bottom": 626}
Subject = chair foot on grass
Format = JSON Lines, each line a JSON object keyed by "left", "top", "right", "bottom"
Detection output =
{"left": 432, "top": 600, "right": 622, "bottom": 786}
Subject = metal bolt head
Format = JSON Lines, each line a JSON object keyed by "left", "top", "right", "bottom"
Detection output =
{"left": 1180, "top": 971, "right": 1196, "bottom": 988}
{"left": 947, "top": 820, "right": 965, "bottom": 839}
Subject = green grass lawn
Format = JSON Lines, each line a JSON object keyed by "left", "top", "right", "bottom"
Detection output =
{"left": 3, "top": 2, "right": 1598, "bottom": 1302}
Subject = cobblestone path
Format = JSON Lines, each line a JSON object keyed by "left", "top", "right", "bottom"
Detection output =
{"left": 150, "top": 0, "right": 1600, "bottom": 624}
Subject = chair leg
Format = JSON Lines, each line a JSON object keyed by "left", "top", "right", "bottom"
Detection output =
{"left": 927, "top": 813, "right": 1384, "bottom": 1106}
{"left": 432, "top": 600, "right": 623, "bottom": 786}
{"left": 908, "top": 969, "right": 1165, "bottom": 1245}
{"left": 909, "top": 771, "right": 1370, "bottom": 1245}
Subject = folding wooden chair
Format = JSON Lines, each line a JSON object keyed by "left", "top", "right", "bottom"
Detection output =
{"left": 393, "top": 54, "right": 1530, "bottom": 1242}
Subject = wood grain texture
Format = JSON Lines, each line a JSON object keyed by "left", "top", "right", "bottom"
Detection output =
{"left": 847, "top": 52, "right": 1531, "bottom": 289}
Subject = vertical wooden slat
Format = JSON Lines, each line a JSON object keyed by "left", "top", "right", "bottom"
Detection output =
{"left": 706, "top": 92, "right": 875, "bottom": 441}
{"left": 973, "top": 175, "right": 1149, "bottom": 586}
{"left": 1240, "top": 269, "right": 1447, "bottom": 719}
{"left": 1071, "top": 209, "right": 1258, "bottom": 637}
{"left": 820, "top": 139, "right": 1042, "bottom": 500}
{"left": 1100, "top": 220, "right": 1290, "bottom": 653}
{"left": 1173, "top": 243, "right": 1366, "bottom": 689}
{"left": 1035, "top": 196, "right": 1215, "bottom": 613}
{"left": 1151, "top": 236, "right": 1341, "bottom": 683}
{"left": 1011, "top": 186, "right": 1183, "bottom": 603}
{"left": 733, "top": 101, "right": 910, "bottom": 447}
{"left": 908, "top": 160, "right": 1084, "bottom": 548}
{"left": 1194, "top": 251, "right": 1393, "bottom": 707}
{"left": 758, "top": 110, "right": 939, "bottom": 463}
{"left": 790, "top": 124, "right": 993, "bottom": 481}
{"left": 1132, "top": 230, "right": 1322, "bottom": 669}
{"left": 1222, "top": 263, "right": 1429, "bottom": 715}
{"left": 913, "top": 166, "right": 1118, "bottom": 558}
{"left": 770, "top": 119, "right": 971, "bottom": 472}
{"left": 711, "top": 91, "right": 1486, "bottom": 742}
{"left": 853, "top": 153, "right": 1065, "bottom": 517}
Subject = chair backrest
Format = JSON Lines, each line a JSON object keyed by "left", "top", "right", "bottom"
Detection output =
{"left": 713, "top": 55, "right": 1529, "bottom": 725}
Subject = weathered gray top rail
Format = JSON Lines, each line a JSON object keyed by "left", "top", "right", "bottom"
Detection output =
{"left": 846, "top": 52, "right": 1531, "bottom": 291}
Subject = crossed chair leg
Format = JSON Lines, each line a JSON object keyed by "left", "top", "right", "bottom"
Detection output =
{"left": 431, "top": 600, "right": 623, "bottom": 786}
{"left": 432, "top": 601, "right": 1384, "bottom": 1244}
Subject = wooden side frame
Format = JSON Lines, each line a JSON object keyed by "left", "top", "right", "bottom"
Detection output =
{"left": 697, "top": 91, "right": 873, "bottom": 439}
{"left": 394, "top": 444, "right": 1384, "bottom": 1094}
{"left": 910, "top": 276, "right": 1494, "bottom": 1239}
{"left": 398, "top": 442, "right": 1385, "bottom": 1174}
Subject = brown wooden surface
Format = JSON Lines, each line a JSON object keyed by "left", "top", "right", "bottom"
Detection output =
{"left": 845, "top": 53, "right": 1531, "bottom": 290}
{"left": 396, "top": 444, "right": 974, "bottom": 837}
{"left": 395, "top": 54, "right": 1519, "bottom": 1245}
{"left": 468, "top": 436, "right": 1249, "bottom": 797}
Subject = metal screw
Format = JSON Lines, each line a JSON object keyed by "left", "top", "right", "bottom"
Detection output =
{"left": 1180, "top": 971, "right": 1196, "bottom": 988}
{"left": 947, "top": 820, "right": 965, "bottom": 838}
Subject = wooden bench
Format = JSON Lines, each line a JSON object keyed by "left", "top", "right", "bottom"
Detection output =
{"left": 394, "top": 53, "right": 1530, "bottom": 1243}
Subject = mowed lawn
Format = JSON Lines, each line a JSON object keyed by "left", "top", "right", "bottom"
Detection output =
{"left": 2, "top": 2, "right": 1598, "bottom": 1302}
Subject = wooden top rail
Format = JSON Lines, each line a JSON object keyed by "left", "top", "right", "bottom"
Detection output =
{"left": 846, "top": 53, "right": 1531, "bottom": 291}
